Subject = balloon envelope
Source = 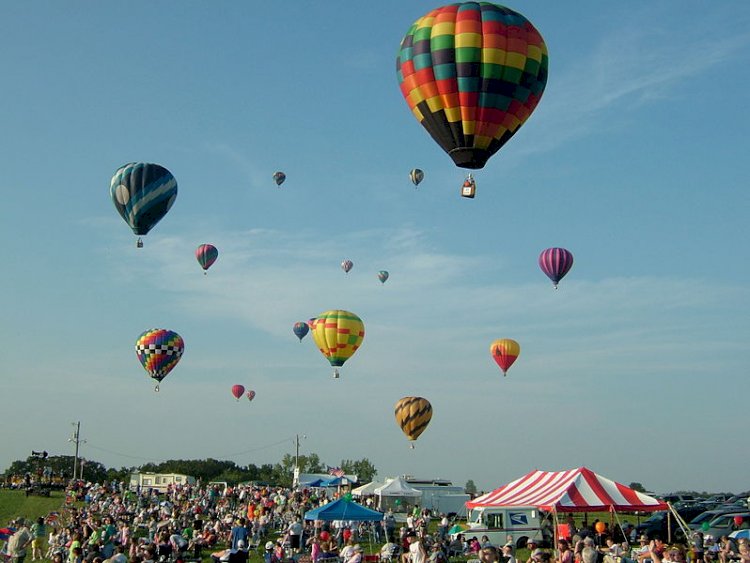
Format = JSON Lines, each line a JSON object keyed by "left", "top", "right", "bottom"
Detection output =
{"left": 539, "top": 247, "right": 574, "bottom": 287}
{"left": 394, "top": 396, "right": 432, "bottom": 442}
{"left": 135, "top": 329, "right": 184, "bottom": 384}
{"left": 273, "top": 171, "right": 286, "bottom": 186}
{"left": 231, "top": 384, "right": 245, "bottom": 400}
{"left": 409, "top": 169, "right": 424, "bottom": 186}
{"left": 341, "top": 259, "right": 354, "bottom": 274}
{"left": 196, "top": 244, "right": 219, "bottom": 272}
{"left": 311, "top": 310, "right": 365, "bottom": 368}
{"left": 293, "top": 321, "right": 310, "bottom": 342}
{"left": 396, "top": 3, "right": 548, "bottom": 170}
{"left": 110, "top": 162, "right": 178, "bottom": 236}
{"left": 490, "top": 338, "right": 520, "bottom": 375}
{"left": 378, "top": 270, "right": 389, "bottom": 284}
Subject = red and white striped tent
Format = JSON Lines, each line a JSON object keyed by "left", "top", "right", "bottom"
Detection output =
{"left": 467, "top": 467, "right": 667, "bottom": 512}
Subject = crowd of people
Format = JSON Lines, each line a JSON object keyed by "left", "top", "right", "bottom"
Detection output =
{"left": 3, "top": 481, "right": 750, "bottom": 563}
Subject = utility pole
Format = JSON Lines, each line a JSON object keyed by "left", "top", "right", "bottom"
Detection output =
{"left": 293, "top": 434, "right": 306, "bottom": 488}
{"left": 68, "top": 422, "right": 85, "bottom": 480}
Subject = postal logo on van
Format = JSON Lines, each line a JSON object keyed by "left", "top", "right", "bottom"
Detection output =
{"left": 509, "top": 513, "right": 529, "bottom": 525}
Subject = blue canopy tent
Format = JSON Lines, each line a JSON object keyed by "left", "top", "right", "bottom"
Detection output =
{"left": 304, "top": 498, "right": 384, "bottom": 522}
{"left": 320, "top": 477, "right": 346, "bottom": 487}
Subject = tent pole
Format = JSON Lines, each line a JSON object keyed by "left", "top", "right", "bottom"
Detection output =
{"left": 553, "top": 508, "right": 559, "bottom": 556}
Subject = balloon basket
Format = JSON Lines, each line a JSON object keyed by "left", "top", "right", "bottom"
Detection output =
{"left": 154, "top": 384, "right": 160, "bottom": 392}
{"left": 409, "top": 443, "right": 415, "bottom": 450}
{"left": 333, "top": 369, "right": 340, "bottom": 379}
{"left": 136, "top": 238, "right": 144, "bottom": 248}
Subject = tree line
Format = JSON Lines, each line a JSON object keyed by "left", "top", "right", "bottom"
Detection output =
{"left": 1, "top": 452, "right": 377, "bottom": 488}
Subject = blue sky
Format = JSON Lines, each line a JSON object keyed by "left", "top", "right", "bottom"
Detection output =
{"left": 1, "top": 1, "right": 748, "bottom": 494}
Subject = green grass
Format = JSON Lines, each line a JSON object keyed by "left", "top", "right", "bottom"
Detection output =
{"left": 0, "top": 489, "right": 66, "bottom": 527}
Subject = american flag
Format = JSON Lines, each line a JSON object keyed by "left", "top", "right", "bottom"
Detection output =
{"left": 327, "top": 466, "right": 345, "bottom": 478}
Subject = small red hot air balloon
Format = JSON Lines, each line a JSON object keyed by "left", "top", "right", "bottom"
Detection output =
{"left": 490, "top": 339, "right": 520, "bottom": 376}
{"left": 231, "top": 385, "right": 245, "bottom": 401}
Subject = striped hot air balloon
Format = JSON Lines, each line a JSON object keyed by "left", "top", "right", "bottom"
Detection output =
{"left": 395, "top": 397, "right": 433, "bottom": 447}
{"left": 196, "top": 244, "right": 219, "bottom": 274}
{"left": 538, "top": 247, "right": 574, "bottom": 288}
{"left": 490, "top": 338, "right": 520, "bottom": 376}
{"left": 110, "top": 162, "right": 178, "bottom": 247}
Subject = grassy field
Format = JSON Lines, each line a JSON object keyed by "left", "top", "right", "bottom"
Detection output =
{"left": 0, "top": 489, "right": 66, "bottom": 527}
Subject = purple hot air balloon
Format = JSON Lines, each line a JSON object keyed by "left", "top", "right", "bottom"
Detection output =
{"left": 293, "top": 321, "right": 309, "bottom": 342}
{"left": 538, "top": 247, "right": 574, "bottom": 289}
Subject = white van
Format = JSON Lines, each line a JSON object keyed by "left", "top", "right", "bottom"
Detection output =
{"left": 457, "top": 506, "right": 549, "bottom": 548}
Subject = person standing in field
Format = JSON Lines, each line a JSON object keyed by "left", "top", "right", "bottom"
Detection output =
{"left": 9, "top": 520, "right": 33, "bottom": 563}
{"left": 30, "top": 517, "right": 46, "bottom": 561}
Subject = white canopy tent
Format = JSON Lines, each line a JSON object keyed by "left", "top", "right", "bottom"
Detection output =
{"left": 351, "top": 480, "right": 385, "bottom": 497}
{"left": 373, "top": 476, "right": 422, "bottom": 512}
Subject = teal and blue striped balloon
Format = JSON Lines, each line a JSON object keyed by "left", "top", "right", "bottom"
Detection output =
{"left": 110, "top": 162, "right": 178, "bottom": 238}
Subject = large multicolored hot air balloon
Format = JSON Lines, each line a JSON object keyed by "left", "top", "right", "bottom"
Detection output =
{"left": 196, "top": 244, "right": 219, "bottom": 274}
{"left": 110, "top": 162, "right": 178, "bottom": 247}
{"left": 378, "top": 270, "right": 389, "bottom": 284}
{"left": 341, "top": 259, "right": 354, "bottom": 274}
{"left": 409, "top": 168, "right": 424, "bottom": 187}
{"left": 135, "top": 329, "right": 185, "bottom": 391}
{"left": 246, "top": 390, "right": 256, "bottom": 402}
{"left": 293, "top": 321, "right": 310, "bottom": 342}
{"left": 394, "top": 396, "right": 432, "bottom": 447}
{"left": 311, "top": 310, "right": 365, "bottom": 378}
{"left": 231, "top": 384, "right": 245, "bottom": 401}
{"left": 273, "top": 171, "right": 286, "bottom": 186}
{"left": 538, "top": 247, "right": 574, "bottom": 289}
{"left": 396, "top": 3, "right": 548, "bottom": 175}
{"left": 490, "top": 338, "right": 520, "bottom": 376}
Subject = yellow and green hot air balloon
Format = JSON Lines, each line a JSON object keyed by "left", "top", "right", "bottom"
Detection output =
{"left": 395, "top": 396, "right": 432, "bottom": 448}
{"left": 311, "top": 310, "right": 365, "bottom": 379}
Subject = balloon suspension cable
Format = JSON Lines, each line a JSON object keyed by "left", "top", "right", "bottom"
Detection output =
{"left": 136, "top": 237, "right": 144, "bottom": 248}
{"left": 333, "top": 368, "right": 340, "bottom": 379}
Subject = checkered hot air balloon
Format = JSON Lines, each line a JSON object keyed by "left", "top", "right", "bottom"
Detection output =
{"left": 395, "top": 396, "right": 432, "bottom": 447}
{"left": 311, "top": 310, "right": 365, "bottom": 379}
{"left": 490, "top": 338, "right": 520, "bottom": 376}
{"left": 195, "top": 244, "right": 219, "bottom": 274}
{"left": 396, "top": 3, "right": 548, "bottom": 174}
{"left": 135, "top": 329, "right": 185, "bottom": 391}
{"left": 538, "top": 247, "right": 574, "bottom": 289}
{"left": 110, "top": 163, "right": 178, "bottom": 247}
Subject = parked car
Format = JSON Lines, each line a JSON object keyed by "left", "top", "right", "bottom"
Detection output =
{"left": 636, "top": 506, "right": 705, "bottom": 541}
{"left": 703, "top": 512, "right": 750, "bottom": 541}
{"left": 689, "top": 508, "right": 745, "bottom": 531}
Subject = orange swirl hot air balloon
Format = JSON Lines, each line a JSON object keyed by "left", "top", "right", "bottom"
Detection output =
{"left": 395, "top": 396, "right": 433, "bottom": 448}
{"left": 490, "top": 338, "right": 520, "bottom": 376}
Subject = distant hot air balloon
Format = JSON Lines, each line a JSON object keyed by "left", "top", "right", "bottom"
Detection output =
{"left": 196, "top": 244, "right": 219, "bottom": 274}
{"left": 409, "top": 169, "right": 424, "bottom": 187}
{"left": 490, "top": 338, "right": 520, "bottom": 376}
{"left": 311, "top": 310, "right": 365, "bottom": 378}
{"left": 246, "top": 390, "right": 256, "bottom": 402}
{"left": 341, "top": 259, "right": 354, "bottom": 274}
{"left": 293, "top": 321, "right": 310, "bottom": 342}
{"left": 135, "top": 329, "right": 185, "bottom": 391}
{"left": 110, "top": 162, "right": 178, "bottom": 247}
{"left": 307, "top": 318, "right": 316, "bottom": 330}
{"left": 273, "top": 171, "right": 286, "bottom": 186}
{"left": 539, "top": 247, "right": 574, "bottom": 289}
{"left": 396, "top": 3, "right": 548, "bottom": 196}
{"left": 231, "top": 384, "right": 245, "bottom": 401}
{"left": 378, "top": 270, "right": 389, "bottom": 284}
{"left": 394, "top": 396, "right": 432, "bottom": 448}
